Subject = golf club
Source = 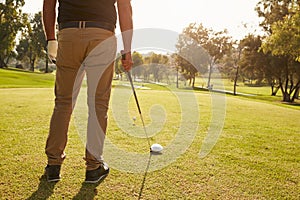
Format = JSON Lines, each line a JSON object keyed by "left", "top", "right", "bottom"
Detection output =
{"left": 121, "top": 51, "right": 163, "bottom": 153}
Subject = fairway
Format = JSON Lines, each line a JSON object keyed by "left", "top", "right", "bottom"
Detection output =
{"left": 0, "top": 84, "right": 299, "bottom": 199}
{"left": 2, "top": 0, "right": 300, "bottom": 198}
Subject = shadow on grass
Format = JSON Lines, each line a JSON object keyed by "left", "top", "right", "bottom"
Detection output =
{"left": 26, "top": 174, "right": 57, "bottom": 200}
{"left": 72, "top": 181, "right": 102, "bottom": 200}
{"left": 138, "top": 151, "right": 165, "bottom": 200}
{"left": 281, "top": 101, "right": 300, "bottom": 107}
{"left": 138, "top": 153, "right": 152, "bottom": 200}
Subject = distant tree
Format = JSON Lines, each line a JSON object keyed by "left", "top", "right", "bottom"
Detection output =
{"left": 30, "top": 12, "right": 47, "bottom": 72}
{"left": 0, "top": 0, "right": 27, "bottom": 68}
{"left": 16, "top": 12, "right": 45, "bottom": 71}
{"left": 160, "top": 54, "right": 173, "bottom": 84}
{"left": 183, "top": 23, "right": 232, "bottom": 88}
{"left": 170, "top": 53, "right": 180, "bottom": 88}
{"left": 16, "top": 38, "right": 31, "bottom": 68}
{"left": 149, "top": 53, "right": 160, "bottom": 82}
{"left": 131, "top": 51, "right": 143, "bottom": 80}
{"left": 174, "top": 53, "right": 197, "bottom": 87}
{"left": 220, "top": 41, "right": 242, "bottom": 95}
{"left": 114, "top": 53, "right": 123, "bottom": 80}
{"left": 238, "top": 35, "right": 266, "bottom": 85}
{"left": 220, "top": 35, "right": 284, "bottom": 96}
{"left": 154, "top": 54, "right": 169, "bottom": 83}
{"left": 175, "top": 32, "right": 210, "bottom": 88}
{"left": 219, "top": 49, "right": 237, "bottom": 81}
{"left": 142, "top": 56, "right": 151, "bottom": 82}
{"left": 144, "top": 52, "right": 169, "bottom": 83}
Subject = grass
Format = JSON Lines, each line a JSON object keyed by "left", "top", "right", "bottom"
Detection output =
{"left": 0, "top": 68, "right": 299, "bottom": 199}
{"left": 194, "top": 77, "right": 300, "bottom": 110}
{"left": 0, "top": 68, "right": 55, "bottom": 88}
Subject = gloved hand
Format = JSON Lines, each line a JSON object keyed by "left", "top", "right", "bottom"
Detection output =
{"left": 47, "top": 40, "right": 58, "bottom": 64}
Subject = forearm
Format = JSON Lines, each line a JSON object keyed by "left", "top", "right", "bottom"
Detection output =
{"left": 43, "top": 0, "right": 57, "bottom": 41}
{"left": 117, "top": 0, "right": 133, "bottom": 52}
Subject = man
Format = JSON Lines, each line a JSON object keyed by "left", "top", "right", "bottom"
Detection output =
{"left": 42, "top": 0, "right": 133, "bottom": 183}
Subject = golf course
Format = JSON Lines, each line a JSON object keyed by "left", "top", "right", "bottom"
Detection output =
{"left": 0, "top": 68, "right": 299, "bottom": 199}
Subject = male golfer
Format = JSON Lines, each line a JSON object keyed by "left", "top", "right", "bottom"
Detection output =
{"left": 43, "top": 0, "right": 133, "bottom": 183}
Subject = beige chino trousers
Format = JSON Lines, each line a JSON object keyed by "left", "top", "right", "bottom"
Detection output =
{"left": 45, "top": 27, "right": 116, "bottom": 170}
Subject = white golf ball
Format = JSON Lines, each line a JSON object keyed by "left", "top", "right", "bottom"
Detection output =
{"left": 150, "top": 143, "right": 163, "bottom": 153}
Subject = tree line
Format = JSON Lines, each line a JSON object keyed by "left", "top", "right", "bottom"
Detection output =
{"left": 174, "top": 0, "right": 300, "bottom": 103}
{"left": 1, "top": 0, "right": 299, "bottom": 102}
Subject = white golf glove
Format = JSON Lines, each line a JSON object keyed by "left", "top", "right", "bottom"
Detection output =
{"left": 47, "top": 40, "right": 58, "bottom": 63}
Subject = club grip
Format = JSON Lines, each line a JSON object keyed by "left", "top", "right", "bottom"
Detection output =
{"left": 121, "top": 51, "right": 126, "bottom": 60}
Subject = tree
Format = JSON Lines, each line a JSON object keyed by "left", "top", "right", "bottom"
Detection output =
{"left": 143, "top": 52, "right": 169, "bottom": 83}
{"left": 0, "top": 0, "right": 26, "bottom": 68}
{"left": 142, "top": 56, "right": 151, "bottom": 82}
{"left": 261, "top": 10, "right": 300, "bottom": 102}
{"left": 30, "top": 12, "right": 47, "bottom": 72}
{"left": 114, "top": 53, "right": 123, "bottom": 80}
{"left": 262, "top": 11, "right": 300, "bottom": 61}
{"left": 175, "top": 32, "right": 209, "bottom": 88}
{"left": 264, "top": 55, "right": 288, "bottom": 96}
{"left": 16, "top": 38, "right": 30, "bottom": 67}
{"left": 16, "top": 12, "right": 46, "bottom": 71}
{"left": 255, "top": 0, "right": 299, "bottom": 33}
{"left": 238, "top": 35, "right": 267, "bottom": 85}
{"left": 151, "top": 53, "right": 168, "bottom": 83}
{"left": 220, "top": 42, "right": 242, "bottom": 95}
{"left": 183, "top": 23, "right": 232, "bottom": 88}
{"left": 131, "top": 51, "right": 144, "bottom": 80}
{"left": 255, "top": 0, "right": 300, "bottom": 102}
{"left": 220, "top": 34, "right": 285, "bottom": 96}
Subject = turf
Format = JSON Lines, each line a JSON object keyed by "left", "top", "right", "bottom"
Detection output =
{"left": 0, "top": 68, "right": 55, "bottom": 88}
{"left": 0, "top": 87, "right": 299, "bottom": 199}
{"left": 0, "top": 68, "right": 299, "bottom": 199}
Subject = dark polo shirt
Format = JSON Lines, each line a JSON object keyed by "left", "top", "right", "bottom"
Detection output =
{"left": 58, "top": 0, "right": 117, "bottom": 27}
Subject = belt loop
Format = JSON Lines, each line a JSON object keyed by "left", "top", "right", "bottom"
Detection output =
{"left": 79, "top": 21, "right": 82, "bottom": 28}
{"left": 82, "top": 21, "right": 86, "bottom": 29}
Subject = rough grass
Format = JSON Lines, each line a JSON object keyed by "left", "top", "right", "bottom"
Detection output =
{"left": 0, "top": 68, "right": 54, "bottom": 88}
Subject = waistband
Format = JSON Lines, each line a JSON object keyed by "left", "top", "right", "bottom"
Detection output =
{"left": 58, "top": 21, "right": 115, "bottom": 32}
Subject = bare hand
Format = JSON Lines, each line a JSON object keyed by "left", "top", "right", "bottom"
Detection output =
{"left": 121, "top": 51, "right": 133, "bottom": 71}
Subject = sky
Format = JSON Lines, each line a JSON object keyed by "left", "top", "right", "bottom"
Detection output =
{"left": 22, "top": 0, "right": 262, "bottom": 40}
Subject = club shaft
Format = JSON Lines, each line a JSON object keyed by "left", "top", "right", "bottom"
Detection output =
{"left": 127, "top": 71, "right": 142, "bottom": 114}
{"left": 127, "top": 71, "right": 151, "bottom": 148}
{"left": 139, "top": 112, "right": 151, "bottom": 148}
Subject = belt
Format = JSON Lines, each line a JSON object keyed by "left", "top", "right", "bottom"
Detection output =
{"left": 58, "top": 21, "right": 115, "bottom": 32}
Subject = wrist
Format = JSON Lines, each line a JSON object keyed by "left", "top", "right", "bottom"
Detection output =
{"left": 47, "top": 38, "right": 56, "bottom": 42}
{"left": 121, "top": 50, "right": 131, "bottom": 56}
{"left": 122, "top": 49, "right": 131, "bottom": 53}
